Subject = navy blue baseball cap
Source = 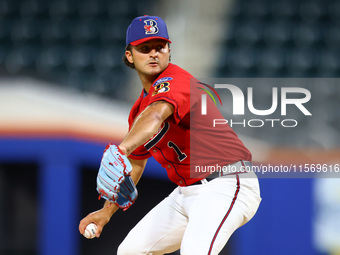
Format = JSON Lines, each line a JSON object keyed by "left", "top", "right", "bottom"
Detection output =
{"left": 126, "top": 15, "right": 171, "bottom": 46}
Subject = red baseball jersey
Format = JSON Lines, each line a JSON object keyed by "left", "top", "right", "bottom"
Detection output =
{"left": 128, "top": 64, "right": 251, "bottom": 186}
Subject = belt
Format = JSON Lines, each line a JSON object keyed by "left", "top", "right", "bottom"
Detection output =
{"left": 191, "top": 160, "right": 252, "bottom": 185}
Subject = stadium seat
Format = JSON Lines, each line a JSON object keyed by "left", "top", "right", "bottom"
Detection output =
{"left": 257, "top": 47, "right": 286, "bottom": 76}
{"left": 65, "top": 46, "right": 97, "bottom": 72}
{"left": 49, "top": 0, "right": 78, "bottom": 20}
{"left": 107, "top": 0, "right": 134, "bottom": 17}
{"left": 286, "top": 48, "right": 317, "bottom": 76}
{"left": 269, "top": 0, "right": 298, "bottom": 20}
{"left": 89, "top": 71, "right": 125, "bottom": 97}
{"left": 10, "top": 19, "right": 40, "bottom": 45}
{"left": 263, "top": 21, "right": 293, "bottom": 47}
{"left": 0, "top": 0, "right": 143, "bottom": 100}
{"left": 20, "top": 0, "right": 49, "bottom": 20}
{"left": 0, "top": 20, "right": 12, "bottom": 44}
{"left": 298, "top": 1, "right": 323, "bottom": 24}
{"left": 5, "top": 45, "right": 38, "bottom": 74}
{"left": 100, "top": 20, "right": 129, "bottom": 46}
{"left": 234, "top": 21, "right": 264, "bottom": 47}
{"left": 0, "top": 0, "right": 21, "bottom": 19}
{"left": 78, "top": 0, "right": 108, "bottom": 19}
{"left": 243, "top": 0, "right": 270, "bottom": 20}
{"left": 69, "top": 19, "right": 101, "bottom": 46}
{"left": 93, "top": 46, "right": 122, "bottom": 74}
{"left": 324, "top": 25, "right": 340, "bottom": 49}
{"left": 40, "top": 20, "right": 70, "bottom": 45}
{"left": 318, "top": 49, "right": 340, "bottom": 76}
{"left": 231, "top": 47, "right": 257, "bottom": 72}
{"left": 36, "top": 46, "right": 70, "bottom": 75}
{"left": 292, "top": 24, "right": 320, "bottom": 47}
{"left": 328, "top": 1, "right": 340, "bottom": 22}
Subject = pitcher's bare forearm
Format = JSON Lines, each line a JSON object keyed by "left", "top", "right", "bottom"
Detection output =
{"left": 80, "top": 101, "right": 172, "bottom": 236}
{"left": 119, "top": 101, "right": 174, "bottom": 156}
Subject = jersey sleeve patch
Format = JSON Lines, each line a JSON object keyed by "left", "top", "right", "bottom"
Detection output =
{"left": 152, "top": 77, "right": 173, "bottom": 87}
{"left": 152, "top": 82, "right": 170, "bottom": 96}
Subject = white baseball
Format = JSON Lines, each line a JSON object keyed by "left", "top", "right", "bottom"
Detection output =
{"left": 83, "top": 223, "right": 97, "bottom": 239}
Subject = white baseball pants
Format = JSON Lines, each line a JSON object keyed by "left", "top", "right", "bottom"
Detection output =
{"left": 117, "top": 172, "right": 261, "bottom": 255}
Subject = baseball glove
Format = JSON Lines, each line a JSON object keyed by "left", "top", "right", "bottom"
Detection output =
{"left": 96, "top": 143, "right": 138, "bottom": 210}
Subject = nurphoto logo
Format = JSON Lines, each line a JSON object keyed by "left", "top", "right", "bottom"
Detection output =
{"left": 199, "top": 82, "right": 312, "bottom": 128}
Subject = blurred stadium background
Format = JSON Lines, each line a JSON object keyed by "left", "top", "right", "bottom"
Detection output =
{"left": 0, "top": 0, "right": 340, "bottom": 254}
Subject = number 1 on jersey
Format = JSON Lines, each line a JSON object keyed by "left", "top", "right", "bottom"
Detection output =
{"left": 168, "top": 141, "right": 187, "bottom": 161}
